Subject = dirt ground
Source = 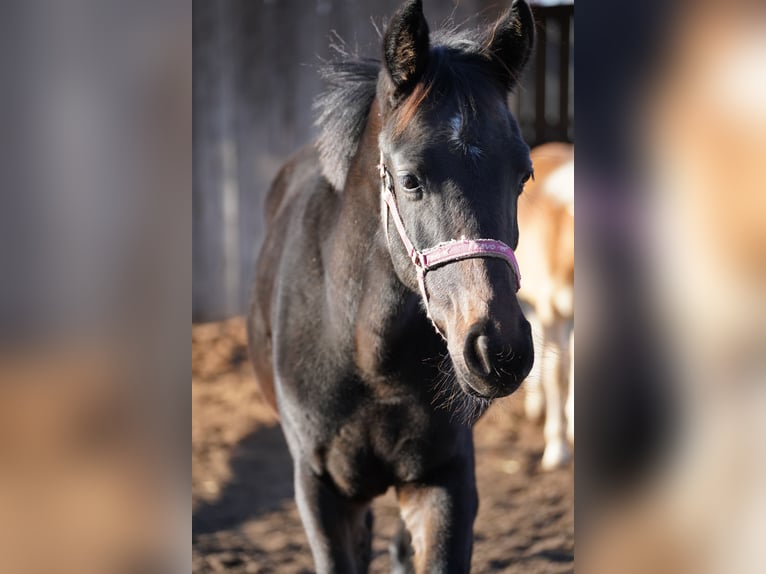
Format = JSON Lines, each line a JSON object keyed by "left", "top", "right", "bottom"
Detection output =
{"left": 192, "top": 319, "right": 573, "bottom": 573}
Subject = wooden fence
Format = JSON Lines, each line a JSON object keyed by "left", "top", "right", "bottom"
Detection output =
{"left": 193, "top": 0, "right": 573, "bottom": 322}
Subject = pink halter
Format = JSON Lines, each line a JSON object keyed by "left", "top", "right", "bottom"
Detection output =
{"left": 378, "top": 152, "right": 522, "bottom": 338}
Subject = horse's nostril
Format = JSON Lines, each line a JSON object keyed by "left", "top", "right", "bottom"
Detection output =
{"left": 464, "top": 331, "right": 494, "bottom": 377}
{"left": 475, "top": 335, "right": 493, "bottom": 376}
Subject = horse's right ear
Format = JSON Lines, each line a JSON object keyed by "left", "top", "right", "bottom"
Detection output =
{"left": 383, "top": 0, "right": 430, "bottom": 103}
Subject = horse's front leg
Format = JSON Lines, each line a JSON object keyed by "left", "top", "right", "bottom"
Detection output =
{"left": 524, "top": 309, "right": 546, "bottom": 422}
{"left": 540, "top": 319, "right": 572, "bottom": 470}
{"left": 566, "top": 326, "right": 574, "bottom": 444}
{"left": 294, "top": 460, "right": 373, "bottom": 574}
{"left": 394, "top": 455, "right": 478, "bottom": 574}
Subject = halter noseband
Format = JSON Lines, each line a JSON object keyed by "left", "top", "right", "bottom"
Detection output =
{"left": 378, "top": 151, "right": 522, "bottom": 338}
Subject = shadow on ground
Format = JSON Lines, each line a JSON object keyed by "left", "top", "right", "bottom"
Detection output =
{"left": 193, "top": 424, "right": 294, "bottom": 537}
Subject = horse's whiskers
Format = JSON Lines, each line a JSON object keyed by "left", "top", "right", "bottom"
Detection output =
{"left": 497, "top": 345, "right": 515, "bottom": 361}
{"left": 426, "top": 351, "right": 494, "bottom": 425}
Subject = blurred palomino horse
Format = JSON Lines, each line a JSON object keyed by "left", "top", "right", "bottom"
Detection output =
{"left": 516, "top": 143, "right": 574, "bottom": 470}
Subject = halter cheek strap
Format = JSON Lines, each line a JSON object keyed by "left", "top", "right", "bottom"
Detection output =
{"left": 378, "top": 152, "right": 522, "bottom": 339}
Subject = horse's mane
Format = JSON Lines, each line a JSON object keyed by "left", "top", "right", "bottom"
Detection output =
{"left": 314, "top": 53, "right": 380, "bottom": 192}
{"left": 314, "top": 27, "right": 505, "bottom": 191}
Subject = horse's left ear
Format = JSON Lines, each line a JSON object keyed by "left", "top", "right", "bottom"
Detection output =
{"left": 383, "top": 0, "right": 430, "bottom": 102}
{"left": 486, "top": 0, "right": 535, "bottom": 90}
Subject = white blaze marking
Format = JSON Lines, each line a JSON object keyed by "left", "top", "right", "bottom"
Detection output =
{"left": 449, "top": 113, "right": 483, "bottom": 159}
{"left": 467, "top": 144, "right": 483, "bottom": 159}
{"left": 450, "top": 114, "right": 462, "bottom": 141}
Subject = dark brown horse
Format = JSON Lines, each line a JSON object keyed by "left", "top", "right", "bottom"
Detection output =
{"left": 248, "top": 1, "right": 535, "bottom": 571}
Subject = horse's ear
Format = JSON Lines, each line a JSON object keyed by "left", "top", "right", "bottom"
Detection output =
{"left": 383, "top": 0, "right": 430, "bottom": 101}
{"left": 486, "top": 0, "right": 535, "bottom": 90}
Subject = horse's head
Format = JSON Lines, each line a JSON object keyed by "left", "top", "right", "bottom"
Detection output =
{"left": 377, "top": 0, "right": 535, "bottom": 399}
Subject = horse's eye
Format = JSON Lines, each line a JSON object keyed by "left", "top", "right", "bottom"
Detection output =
{"left": 518, "top": 170, "right": 533, "bottom": 195}
{"left": 398, "top": 174, "right": 421, "bottom": 192}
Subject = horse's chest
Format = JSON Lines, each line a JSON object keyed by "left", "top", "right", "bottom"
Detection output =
{"left": 316, "top": 398, "right": 462, "bottom": 499}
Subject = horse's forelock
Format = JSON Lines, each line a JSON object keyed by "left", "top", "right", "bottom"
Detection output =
{"left": 314, "top": 26, "right": 508, "bottom": 189}
{"left": 392, "top": 79, "right": 435, "bottom": 138}
{"left": 389, "top": 45, "right": 502, "bottom": 143}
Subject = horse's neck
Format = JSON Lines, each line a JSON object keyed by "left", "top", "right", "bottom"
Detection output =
{"left": 329, "top": 104, "right": 400, "bottom": 309}
{"left": 326, "top": 107, "right": 429, "bottom": 371}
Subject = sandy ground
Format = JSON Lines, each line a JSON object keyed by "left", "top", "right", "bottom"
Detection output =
{"left": 192, "top": 318, "right": 573, "bottom": 573}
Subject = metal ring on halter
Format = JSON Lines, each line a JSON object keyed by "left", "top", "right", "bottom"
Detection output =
{"left": 378, "top": 151, "right": 522, "bottom": 339}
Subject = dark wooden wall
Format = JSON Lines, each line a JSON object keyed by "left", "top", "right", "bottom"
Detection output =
{"left": 193, "top": 0, "right": 573, "bottom": 322}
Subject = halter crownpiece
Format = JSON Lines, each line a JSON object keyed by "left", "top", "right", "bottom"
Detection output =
{"left": 378, "top": 151, "right": 522, "bottom": 338}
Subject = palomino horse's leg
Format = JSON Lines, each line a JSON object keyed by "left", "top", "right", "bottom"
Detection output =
{"left": 524, "top": 309, "right": 546, "bottom": 422}
{"left": 294, "top": 461, "right": 373, "bottom": 574}
{"left": 541, "top": 319, "right": 572, "bottom": 470}
{"left": 566, "top": 326, "right": 574, "bottom": 444}
{"left": 394, "top": 453, "right": 478, "bottom": 573}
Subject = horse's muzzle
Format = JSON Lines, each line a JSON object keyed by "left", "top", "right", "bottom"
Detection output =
{"left": 459, "top": 319, "right": 534, "bottom": 398}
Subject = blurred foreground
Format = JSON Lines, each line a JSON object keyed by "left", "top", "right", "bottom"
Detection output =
{"left": 578, "top": 1, "right": 766, "bottom": 572}
{"left": 0, "top": 344, "right": 184, "bottom": 574}
{"left": 0, "top": 1, "right": 190, "bottom": 573}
